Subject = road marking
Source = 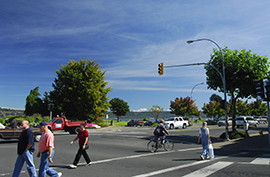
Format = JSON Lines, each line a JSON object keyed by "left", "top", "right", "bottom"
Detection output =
{"left": 132, "top": 152, "right": 246, "bottom": 177}
{"left": 182, "top": 161, "right": 233, "bottom": 177}
{"left": 77, "top": 147, "right": 201, "bottom": 166}
{"left": 250, "top": 154, "right": 270, "bottom": 165}
{"left": 132, "top": 156, "right": 227, "bottom": 177}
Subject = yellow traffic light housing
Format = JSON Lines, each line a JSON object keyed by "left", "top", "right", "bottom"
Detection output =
{"left": 158, "top": 62, "right": 164, "bottom": 76}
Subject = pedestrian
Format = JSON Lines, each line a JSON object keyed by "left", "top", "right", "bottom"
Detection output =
{"left": 198, "top": 121, "right": 212, "bottom": 160}
{"left": 37, "top": 121, "right": 62, "bottom": 177}
{"left": 69, "top": 122, "right": 91, "bottom": 169}
{"left": 243, "top": 120, "right": 249, "bottom": 138}
{"left": 12, "top": 120, "right": 37, "bottom": 177}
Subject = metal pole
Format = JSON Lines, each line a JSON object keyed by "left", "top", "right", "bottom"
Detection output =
{"left": 187, "top": 38, "right": 229, "bottom": 140}
{"left": 190, "top": 82, "right": 204, "bottom": 125}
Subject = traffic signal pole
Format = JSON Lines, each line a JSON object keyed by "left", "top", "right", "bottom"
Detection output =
{"left": 158, "top": 61, "right": 229, "bottom": 140}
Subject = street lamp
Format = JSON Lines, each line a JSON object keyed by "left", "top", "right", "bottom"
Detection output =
{"left": 191, "top": 82, "right": 204, "bottom": 100}
{"left": 187, "top": 38, "right": 229, "bottom": 140}
{"left": 190, "top": 82, "right": 204, "bottom": 125}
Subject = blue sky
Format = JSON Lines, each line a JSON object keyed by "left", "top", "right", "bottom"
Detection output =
{"left": 1, "top": 1, "right": 270, "bottom": 112}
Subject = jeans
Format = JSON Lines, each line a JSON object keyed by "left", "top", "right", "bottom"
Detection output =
{"left": 12, "top": 151, "right": 37, "bottom": 177}
{"left": 39, "top": 149, "right": 58, "bottom": 177}
{"left": 201, "top": 140, "right": 209, "bottom": 157}
{"left": 73, "top": 145, "right": 91, "bottom": 165}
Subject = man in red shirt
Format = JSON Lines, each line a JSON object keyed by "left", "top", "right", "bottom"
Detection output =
{"left": 69, "top": 122, "right": 91, "bottom": 169}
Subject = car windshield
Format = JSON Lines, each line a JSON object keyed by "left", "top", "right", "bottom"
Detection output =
{"left": 49, "top": 118, "right": 55, "bottom": 123}
{"left": 236, "top": 118, "right": 244, "bottom": 120}
{"left": 166, "top": 118, "right": 175, "bottom": 121}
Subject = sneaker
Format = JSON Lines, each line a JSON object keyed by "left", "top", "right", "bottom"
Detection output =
{"left": 200, "top": 155, "right": 204, "bottom": 160}
{"left": 86, "top": 162, "right": 92, "bottom": 166}
{"left": 58, "top": 172, "right": 62, "bottom": 177}
{"left": 69, "top": 164, "right": 77, "bottom": 169}
{"left": 206, "top": 156, "right": 210, "bottom": 160}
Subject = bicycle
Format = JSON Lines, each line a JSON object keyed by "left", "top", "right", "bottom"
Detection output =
{"left": 147, "top": 136, "right": 174, "bottom": 152}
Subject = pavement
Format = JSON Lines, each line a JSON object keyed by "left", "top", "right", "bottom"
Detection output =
{"left": 86, "top": 125, "right": 270, "bottom": 153}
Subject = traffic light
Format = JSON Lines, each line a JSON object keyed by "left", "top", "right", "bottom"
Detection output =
{"left": 265, "top": 80, "right": 270, "bottom": 100}
{"left": 254, "top": 79, "right": 265, "bottom": 99}
{"left": 158, "top": 62, "right": 164, "bottom": 76}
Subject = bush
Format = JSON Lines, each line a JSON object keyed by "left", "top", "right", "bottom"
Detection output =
{"left": 0, "top": 118, "right": 4, "bottom": 125}
{"left": 219, "top": 130, "right": 245, "bottom": 140}
{"left": 152, "top": 122, "right": 159, "bottom": 127}
{"left": 93, "top": 116, "right": 108, "bottom": 127}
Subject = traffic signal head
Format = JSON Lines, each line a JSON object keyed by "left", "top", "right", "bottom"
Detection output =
{"left": 254, "top": 79, "right": 265, "bottom": 99}
{"left": 265, "top": 80, "right": 270, "bottom": 100}
{"left": 158, "top": 62, "right": 164, "bottom": 76}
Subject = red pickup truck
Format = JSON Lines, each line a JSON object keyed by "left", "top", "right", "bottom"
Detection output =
{"left": 47, "top": 117, "right": 84, "bottom": 134}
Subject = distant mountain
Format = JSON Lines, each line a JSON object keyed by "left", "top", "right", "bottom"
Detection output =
{"left": 0, "top": 107, "right": 25, "bottom": 117}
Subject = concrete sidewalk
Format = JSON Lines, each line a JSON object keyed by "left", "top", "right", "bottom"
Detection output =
{"left": 213, "top": 132, "right": 270, "bottom": 153}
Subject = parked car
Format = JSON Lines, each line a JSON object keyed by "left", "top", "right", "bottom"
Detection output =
{"left": 236, "top": 116, "right": 259, "bottom": 128}
{"left": 164, "top": 117, "right": 189, "bottom": 129}
{"left": 254, "top": 116, "right": 268, "bottom": 124}
{"left": 127, "top": 120, "right": 144, "bottom": 127}
{"left": 144, "top": 121, "right": 152, "bottom": 126}
{"left": 218, "top": 117, "right": 232, "bottom": 127}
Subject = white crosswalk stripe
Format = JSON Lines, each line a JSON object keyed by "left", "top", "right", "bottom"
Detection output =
{"left": 182, "top": 161, "right": 233, "bottom": 177}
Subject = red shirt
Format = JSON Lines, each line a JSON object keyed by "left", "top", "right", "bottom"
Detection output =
{"left": 78, "top": 129, "right": 88, "bottom": 146}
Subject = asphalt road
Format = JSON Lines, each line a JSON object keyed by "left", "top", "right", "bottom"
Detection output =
{"left": 1, "top": 124, "right": 270, "bottom": 177}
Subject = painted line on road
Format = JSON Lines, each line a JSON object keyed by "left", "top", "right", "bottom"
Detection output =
{"left": 182, "top": 161, "right": 233, "bottom": 177}
{"left": 132, "top": 156, "right": 227, "bottom": 177}
{"left": 132, "top": 152, "right": 247, "bottom": 177}
{"left": 77, "top": 147, "right": 201, "bottom": 166}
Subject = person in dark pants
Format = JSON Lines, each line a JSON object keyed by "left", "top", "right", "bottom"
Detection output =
{"left": 69, "top": 122, "right": 91, "bottom": 169}
{"left": 12, "top": 120, "right": 37, "bottom": 177}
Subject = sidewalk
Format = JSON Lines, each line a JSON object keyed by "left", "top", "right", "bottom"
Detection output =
{"left": 213, "top": 132, "right": 270, "bottom": 153}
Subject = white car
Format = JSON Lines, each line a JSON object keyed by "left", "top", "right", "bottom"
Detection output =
{"left": 164, "top": 117, "right": 189, "bottom": 129}
{"left": 236, "top": 116, "right": 259, "bottom": 128}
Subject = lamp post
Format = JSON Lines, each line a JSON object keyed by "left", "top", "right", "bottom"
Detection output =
{"left": 191, "top": 82, "right": 204, "bottom": 100}
{"left": 190, "top": 82, "right": 204, "bottom": 125}
{"left": 187, "top": 38, "right": 229, "bottom": 140}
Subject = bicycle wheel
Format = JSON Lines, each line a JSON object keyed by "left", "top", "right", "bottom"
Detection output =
{"left": 163, "top": 140, "right": 174, "bottom": 151}
{"left": 147, "top": 140, "right": 158, "bottom": 152}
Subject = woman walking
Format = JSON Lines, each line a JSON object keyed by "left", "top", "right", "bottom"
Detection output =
{"left": 69, "top": 122, "right": 91, "bottom": 168}
{"left": 198, "top": 121, "right": 212, "bottom": 160}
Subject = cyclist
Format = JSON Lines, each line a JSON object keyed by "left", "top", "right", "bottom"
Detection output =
{"left": 153, "top": 120, "right": 169, "bottom": 144}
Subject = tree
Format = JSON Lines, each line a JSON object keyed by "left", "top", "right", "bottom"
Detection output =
{"left": 235, "top": 99, "right": 249, "bottom": 116}
{"left": 170, "top": 97, "right": 200, "bottom": 118}
{"left": 109, "top": 98, "right": 130, "bottom": 122}
{"left": 202, "top": 101, "right": 224, "bottom": 119}
{"left": 205, "top": 47, "right": 270, "bottom": 131}
{"left": 149, "top": 105, "right": 164, "bottom": 122}
{"left": 249, "top": 100, "right": 267, "bottom": 116}
{"left": 25, "top": 87, "right": 43, "bottom": 116}
{"left": 210, "top": 94, "right": 222, "bottom": 103}
{"left": 50, "top": 59, "right": 112, "bottom": 120}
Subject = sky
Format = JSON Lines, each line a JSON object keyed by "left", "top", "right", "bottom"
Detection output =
{"left": 1, "top": 0, "right": 270, "bottom": 112}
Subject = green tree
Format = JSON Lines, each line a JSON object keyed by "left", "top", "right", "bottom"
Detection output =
{"left": 50, "top": 59, "right": 112, "bottom": 119}
{"left": 235, "top": 99, "right": 249, "bottom": 116}
{"left": 202, "top": 101, "right": 224, "bottom": 119}
{"left": 205, "top": 47, "right": 270, "bottom": 131}
{"left": 210, "top": 94, "right": 222, "bottom": 103}
{"left": 25, "top": 87, "right": 43, "bottom": 116}
{"left": 109, "top": 98, "right": 130, "bottom": 122}
{"left": 149, "top": 105, "right": 164, "bottom": 122}
{"left": 170, "top": 97, "right": 200, "bottom": 118}
{"left": 249, "top": 100, "right": 267, "bottom": 116}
